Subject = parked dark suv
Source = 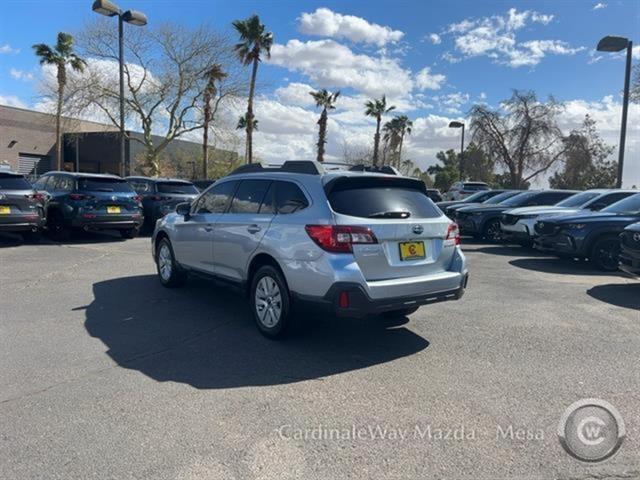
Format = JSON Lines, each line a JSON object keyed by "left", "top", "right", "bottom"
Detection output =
{"left": 126, "top": 176, "right": 199, "bottom": 231}
{"left": 34, "top": 172, "right": 143, "bottom": 239}
{"left": 534, "top": 193, "right": 640, "bottom": 271}
{"left": 0, "top": 170, "right": 47, "bottom": 242}
{"left": 619, "top": 222, "right": 640, "bottom": 277}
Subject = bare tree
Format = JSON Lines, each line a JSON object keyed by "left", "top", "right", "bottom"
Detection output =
{"left": 71, "top": 20, "right": 244, "bottom": 176}
{"left": 469, "top": 90, "right": 565, "bottom": 188}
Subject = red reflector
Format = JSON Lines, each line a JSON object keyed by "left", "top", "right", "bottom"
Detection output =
{"left": 338, "top": 291, "right": 349, "bottom": 308}
{"left": 83, "top": 213, "right": 97, "bottom": 219}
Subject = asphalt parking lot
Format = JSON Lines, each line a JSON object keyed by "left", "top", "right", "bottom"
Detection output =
{"left": 0, "top": 232, "right": 638, "bottom": 479}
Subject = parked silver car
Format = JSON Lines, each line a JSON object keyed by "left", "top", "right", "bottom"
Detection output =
{"left": 151, "top": 161, "right": 468, "bottom": 338}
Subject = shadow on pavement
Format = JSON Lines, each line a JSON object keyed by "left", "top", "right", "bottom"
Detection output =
{"left": 83, "top": 275, "right": 429, "bottom": 389}
{"left": 587, "top": 283, "right": 640, "bottom": 310}
{"left": 472, "top": 245, "right": 544, "bottom": 257}
{"left": 509, "top": 257, "right": 623, "bottom": 277}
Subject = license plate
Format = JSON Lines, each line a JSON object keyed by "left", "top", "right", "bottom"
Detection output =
{"left": 399, "top": 241, "right": 425, "bottom": 261}
{"left": 106, "top": 206, "right": 121, "bottom": 214}
{"left": 0, "top": 206, "right": 10, "bottom": 214}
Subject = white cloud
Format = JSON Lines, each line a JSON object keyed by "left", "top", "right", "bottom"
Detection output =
{"left": 9, "top": 68, "right": 34, "bottom": 81}
{"left": 268, "top": 39, "right": 414, "bottom": 98}
{"left": 592, "top": 3, "right": 607, "bottom": 10}
{"left": 443, "top": 8, "right": 582, "bottom": 68}
{"left": 433, "top": 92, "right": 470, "bottom": 114}
{"left": 415, "top": 67, "right": 446, "bottom": 90}
{"left": 0, "top": 94, "right": 27, "bottom": 108}
{"left": 298, "top": 8, "right": 404, "bottom": 46}
{"left": 427, "top": 33, "right": 441, "bottom": 45}
{"left": 0, "top": 44, "right": 20, "bottom": 54}
{"left": 274, "top": 82, "right": 317, "bottom": 107}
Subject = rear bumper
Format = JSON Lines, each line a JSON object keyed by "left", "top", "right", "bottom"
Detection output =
{"left": 293, "top": 273, "right": 468, "bottom": 318}
{"left": 0, "top": 215, "right": 45, "bottom": 231}
{"left": 70, "top": 216, "right": 142, "bottom": 231}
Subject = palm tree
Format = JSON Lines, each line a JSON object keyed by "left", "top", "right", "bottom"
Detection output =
{"left": 236, "top": 113, "right": 258, "bottom": 131}
{"left": 32, "top": 32, "right": 86, "bottom": 170}
{"left": 364, "top": 95, "right": 395, "bottom": 166}
{"left": 394, "top": 115, "right": 413, "bottom": 169}
{"left": 232, "top": 14, "right": 273, "bottom": 164}
{"left": 202, "top": 64, "right": 227, "bottom": 179}
{"left": 382, "top": 118, "right": 401, "bottom": 166}
{"left": 309, "top": 89, "right": 340, "bottom": 162}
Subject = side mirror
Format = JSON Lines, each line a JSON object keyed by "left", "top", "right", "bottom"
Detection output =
{"left": 176, "top": 202, "right": 191, "bottom": 219}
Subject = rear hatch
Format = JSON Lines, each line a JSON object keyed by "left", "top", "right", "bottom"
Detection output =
{"left": 76, "top": 177, "right": 140, "bottom": 216}
{"left": 0, "top": 173, "right": 42, "bottom": 220}
{"left": 154, "top": 181, "right": 199, "bottom": 209}
{"left": 325, "top": 176, "right": 454, "bottom": 281}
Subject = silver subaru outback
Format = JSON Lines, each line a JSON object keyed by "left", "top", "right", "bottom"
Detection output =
{"left": 151, "top": 161, "right": 468, "bottom": 338}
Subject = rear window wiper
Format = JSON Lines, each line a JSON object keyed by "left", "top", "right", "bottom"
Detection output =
{"left": 367, "top": 211, "right": 411, "bottom": 219}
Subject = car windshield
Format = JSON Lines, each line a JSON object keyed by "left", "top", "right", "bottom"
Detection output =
{"left": 499, "top": 191, "right": 539, "bottom": 207}
{"left": 157, "top": 181, "right": 199, "bottom": 194}
{"left": 462, "top": 190, "right": 494, "bottom": 202}
{"left": 601, "top": 193, "right": 640, "bottom": 215}
{"left": 77, "top": 177, "right": 135, "bottom": 193}
{"left": 0, "top": 173, "right": 32, "bottom": 190}
{"left": 555, "top": 191, "right": 601, "bottom": 208}
{"left": 483, "top": 191, "right": 519, "bottom": 204}
{"left": 463, "top": 183, "right": 489, "bottom": 191}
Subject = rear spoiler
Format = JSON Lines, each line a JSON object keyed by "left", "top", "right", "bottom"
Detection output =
{"left": 324, "top": 175, "right": 427, "bottom": 197}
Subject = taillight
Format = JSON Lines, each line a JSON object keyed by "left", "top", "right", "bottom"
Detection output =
{"left": 69, "top": 193, "right": 94, "bottom": 201}
{"left": 305, "top": 225, "right": 377, "bottom": 253}
{"left": 446, "top": 223, "right": 461, "bottom": 246}
{"left": 133, "top": 195, "right": 142, "bottom": 202}
{"left": 26, "top": 193, "right": 46, "bottom": 202}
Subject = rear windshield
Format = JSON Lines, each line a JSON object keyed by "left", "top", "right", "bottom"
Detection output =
{"left": 329, "top": 187, "right": 441, "bottom": 219}
{"left": 0, "top": 173, "right": 32, "bottom": 190}
{"left": 77, "top": 177, "right": 134, "bottom": 193}
{"left": 555, "top": 191, "right": 600, "bottom": 208}
{"left": 157, "top": 181, "right": 198, "bottom": 194}
{"left": 462, "top": 183, "right": 489, "bottom": 191}
{"left": 601, "top": 193, "right": 640, "bottom": 215}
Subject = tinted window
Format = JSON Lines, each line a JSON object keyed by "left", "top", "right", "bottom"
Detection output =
{"left": 32, "top": 176, "right": 50, "bottom": 190}
{"left": 0, "top": 173, "right": 32, "bottom": 190}
{"left": 157, "top": 181, "right": 198, "bottom": 194}
{"left": 78, "top": 177, "right": 134, "bottom": 193}
{"left": 329, "top": 187, "right": 440, "bottom": 219}
{"left": 52, "top": 176, "right": 74, "bottom": 192}
{"left": 195, "top": 181, "right": 238, "bottom": 214}
{"left": 229, "top": 180, "right": 271, "bottom": 214}
{"left": 463, "top": 190, "right": 495, "bottom": 202}
{"left": 462, "top": 182, "right": 490, "bottom": 191}
{"left": 484, "top": 191, "right": 519, "bottom": 204}
{"left": 530, "top": 192, "right": 574, "bottom": 206}
{"left": 275, "top": 181, "right": 309, "bottom": 214}
{"left": 499, "top": 191, "right": 538, "bottom": 207}
{"left": 129, "top": 180, "right": 151, "bottom": 193}
{"left": 596, "top": 192, "right": 635, "bottom": 207}
{"left": 556, "top": 191, "right": 600, "bottom": 208}
{"left": 602, "top": 194, "right": 640, "bottom": 215}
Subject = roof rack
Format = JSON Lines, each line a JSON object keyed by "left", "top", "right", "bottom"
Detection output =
{"left": 348, "top": 164, "right": 399, "bottom": 175}
{"left": 229, "top": 160, "right": 324, "bottom": 176}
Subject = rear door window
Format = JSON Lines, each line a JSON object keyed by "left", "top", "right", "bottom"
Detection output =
{"left": 0, "top": 173, "right": 32, "bottom": 190}
{"left": 229, "top": 180, "right": 272, "bottom": 214}
{"left": 78, "top": 177, "right": 134, "bottom": 193}
{"left": 275, "top": 181, "right": 309, "bottom": 214}
{"left": 328, "top": 180, "right": 440, "bottom": 219}
{"left": 195, "top": 180, "right": 238, "bottom": 214}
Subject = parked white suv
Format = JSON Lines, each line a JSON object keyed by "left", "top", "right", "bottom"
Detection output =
{"left": 445, "top": 181, "right": 490, "bottom": 201}
{"left": 152, "top": 161, "right": 468, "bottom": 338}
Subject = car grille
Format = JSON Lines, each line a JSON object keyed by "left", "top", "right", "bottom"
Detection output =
{"left": 534, "top": 221, "right": 558, "bottom": 236}
{"left": 621, "top": 231, "right": 640, "bottom": 250}
{"left": 501, "top": 213, "right": 518, "bottom": 225}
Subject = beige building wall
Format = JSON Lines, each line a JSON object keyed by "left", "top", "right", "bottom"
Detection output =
{"left": 0, "top": 105, "right": 118, "bottom": 171}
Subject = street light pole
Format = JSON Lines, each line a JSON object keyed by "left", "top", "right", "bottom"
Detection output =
{"left": 92, "top": 0, "right": 147, "bottom": 177}
{"left": 596, "top": 35, "right": 633, "bottom": 188}
{"left": 618, "top": 41, "right": 633, "bottom": 189}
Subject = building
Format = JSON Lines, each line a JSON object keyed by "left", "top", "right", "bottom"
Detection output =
{"left": 0, "top": 105, "right": 237, "bottom": 178}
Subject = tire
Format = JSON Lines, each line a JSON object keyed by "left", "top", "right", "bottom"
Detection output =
{"left": 482, "top": 219, "right": 503, "bottom": 242}
{"left": 46, "top": 210, "right": 70, "bottom": 240}
{"left": 590, "top": 235, "right": 621, "bottom": 272}
{"left": 382, "top": 306, "right": 419, "bottom": 318}
{"left": 21, "top": 230, "right": 42, "bottom": 243}
{"left": 120, "top": 228, "right": 139, "bottom": 239}
{"left": 250, "top": 265, "right": 291, "bottom": 339}
{"left": 156, "top": 238, "right": 186, "bottom": 287}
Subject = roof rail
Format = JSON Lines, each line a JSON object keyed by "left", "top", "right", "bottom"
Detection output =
{"left": 229, "top": 160, "right": 324, "bottom": 176}
{"left": 348, "top": 164, "right": 399, "bottom": 175}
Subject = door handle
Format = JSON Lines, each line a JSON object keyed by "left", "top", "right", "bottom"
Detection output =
{"left": 247, "top": 224, "right": 261, "bottom": 234}
{"left": 204, "top": 225, "right": 213, "bottom": 232}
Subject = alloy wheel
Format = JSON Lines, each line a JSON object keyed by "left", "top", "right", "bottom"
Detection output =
{"left": 254, "top": 276, "right": 282, "bottom": 328}
{"left": 158, "top": 244, "right": 173, "bottom": 281}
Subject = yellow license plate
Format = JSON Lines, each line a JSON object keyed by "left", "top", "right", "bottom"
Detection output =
{"left": 0, "top": 206, "right": 10, "bottom": 214}
{"left": 399, "top": 241, "right": 425, "bottom": 261}
{"left": 106, "top": 206, "right": 121, "bottom": 214}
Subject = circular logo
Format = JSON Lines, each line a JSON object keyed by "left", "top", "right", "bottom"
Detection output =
{"left": 558, "top": 399, "right": 625, "bottom": 462}
{"left": 412, "top": 225, "right": 423, "bottom": 235}
{"left": 633, "top": 232, "right": 640, "bottom": 242}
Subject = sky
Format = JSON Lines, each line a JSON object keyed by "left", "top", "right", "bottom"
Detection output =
{"left": 1, "top": 0, "right": 639, "bottom": 186}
